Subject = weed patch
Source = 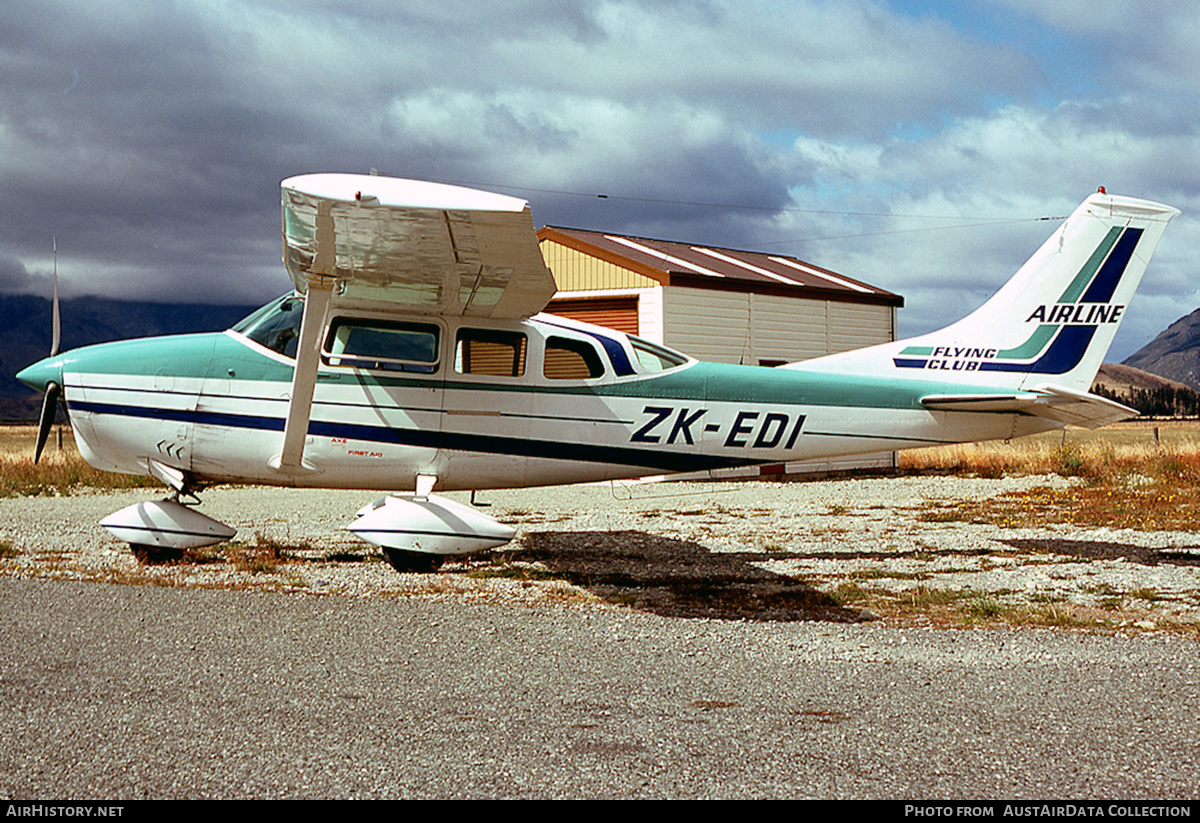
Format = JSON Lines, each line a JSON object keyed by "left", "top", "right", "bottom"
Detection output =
{"left": 828, "top": 580, "right": 873, "bottom": 604}
{"left": 225, "top": 532, "right": 303, "bottom": 573}
{"left": 963, "top": 596, "right": 1007, "bottom": 621}
{"left": 130, "top": 544, "right": 222, "bottom": 565}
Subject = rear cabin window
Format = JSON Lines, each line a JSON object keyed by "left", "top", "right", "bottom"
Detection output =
{"left": 630, "top": 337, "right": 688, "bottom": 372}
{"left": 455, "top": 329, "right": 526, "bottom": 377}
{"left": 544, "top": 336, "right": 605, "bottom": 380}
{"left": 324, "top": 319, "right": 440, "bottom": 373}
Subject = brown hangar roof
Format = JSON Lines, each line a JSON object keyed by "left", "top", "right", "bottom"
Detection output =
{"left": 538, "top": 225, "right": 903, "bottom": 308}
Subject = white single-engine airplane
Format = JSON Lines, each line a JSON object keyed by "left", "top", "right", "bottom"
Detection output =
{"left": 17, "top": 174, "right": 1179, "bottom": 571}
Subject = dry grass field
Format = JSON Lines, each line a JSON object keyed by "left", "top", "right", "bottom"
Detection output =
{"left": 900, "top": 420, "right": 1200, "bottom": 531}
{"left": 0, "top": 425, "right": 156, "bottom": 497}
{"left": 902, "top": 418, "right": 1200, "bottom": 468}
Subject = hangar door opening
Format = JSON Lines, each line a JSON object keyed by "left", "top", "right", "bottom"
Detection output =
{"left": 546, "top": 297, "right": 639, "bottom": 336}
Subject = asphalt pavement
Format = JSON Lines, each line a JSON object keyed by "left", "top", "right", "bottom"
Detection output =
{"left": 2, "top": 576, "right": 1197, "bottom": 799}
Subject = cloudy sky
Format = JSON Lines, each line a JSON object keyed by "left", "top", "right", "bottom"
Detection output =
{"left": 2, "top": 0, "right": 1197, "bottom": 360}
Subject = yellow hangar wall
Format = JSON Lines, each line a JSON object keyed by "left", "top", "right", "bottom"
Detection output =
{"left": 538, "top": 239, "right": 659, "bottom": 291}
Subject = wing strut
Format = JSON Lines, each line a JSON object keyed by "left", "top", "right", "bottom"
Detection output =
{"left": 270, "top": 201, "right": 338, "bottom": 475}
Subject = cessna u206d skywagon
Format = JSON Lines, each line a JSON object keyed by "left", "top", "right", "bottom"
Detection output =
{"left": 16, "top": 174, "right": 1180, "bottom": 571}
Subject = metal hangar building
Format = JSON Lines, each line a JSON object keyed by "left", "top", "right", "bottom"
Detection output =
{"left": 536, "top": 226, "right": 906, "bottom": 477}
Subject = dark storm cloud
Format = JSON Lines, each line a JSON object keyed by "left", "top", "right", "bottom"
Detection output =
{"left": 0, "top": 256, "right": 43, "bottom": 295}
{"left": 0, "top": 0, "right": 1034, "bottom": 303}
{"left": 0, "top": 0, "right": 1196, "bottom": 360}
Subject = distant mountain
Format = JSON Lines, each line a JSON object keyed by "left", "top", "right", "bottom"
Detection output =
{"left": 1, "top": 295, "right": 257, "bottom": 421}
{"left": 1092, "top": 362, "right": 1200, "bottom": 418}
{"left": 1092, "top": 362, "right": 1193, "bottom": 395}
{"left": 1122, "top": 307, "right": 1200, "bottom": 391}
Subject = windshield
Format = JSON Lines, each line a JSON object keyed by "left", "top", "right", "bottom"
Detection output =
{"left": 231, "top": 293, "right": 304, "bottom": 358}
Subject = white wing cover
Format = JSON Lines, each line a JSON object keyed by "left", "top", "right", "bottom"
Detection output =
{"left": 281, "top": 173, "right": 557, "bottom": 318}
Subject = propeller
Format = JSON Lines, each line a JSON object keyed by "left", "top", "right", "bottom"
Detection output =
{"left": 33, "top": 239, "right": 63, "bottom": 464}
{"left": 33, "top": 383, "right": 61, "bottom": 463}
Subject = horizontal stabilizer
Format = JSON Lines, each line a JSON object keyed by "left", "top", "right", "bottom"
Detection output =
{"left": 921, "top": 384, "right": 1137, "bottom": 429}
{"left": 1024, "top": 383, "right": 1138, "bottom": 428}
{"left": 920, "top": 394, "right": 1039, "bottom": 413}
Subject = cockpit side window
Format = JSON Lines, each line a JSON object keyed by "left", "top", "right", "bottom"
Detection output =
{"left": 324, "top": 318, "right": 440, "bottom": 373}
{"left": 231, "top": 294, "right": 305, "bottom": 358}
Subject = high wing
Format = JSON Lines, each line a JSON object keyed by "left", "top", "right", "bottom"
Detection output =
{"left": 273, "top": 173, "right": 558, "bottom": 474}
{"left": 281, "top": 173, "right": 556, "bottom": 317}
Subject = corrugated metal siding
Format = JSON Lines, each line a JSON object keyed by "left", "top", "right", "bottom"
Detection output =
{"left": 637, "top": 287, "right": 664, "bottom": 344}
{"left": 750, "top": 293, "right": 828, "bottom": 363}
{"left": 827, "top": 302, "right": 893, "bottom": 353}
{"left": 662, "top": 288, "right": 894, "bottom": 365}
{"left": 540, "top": 239, "right": 659, "bottom": 291}
{"left": 662, "top": 287, "right": 752, "bottom": 364}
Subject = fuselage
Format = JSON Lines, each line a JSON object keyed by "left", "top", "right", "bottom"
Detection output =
{"left": 18, "top": 296, "right": 1058, "bottom": 491}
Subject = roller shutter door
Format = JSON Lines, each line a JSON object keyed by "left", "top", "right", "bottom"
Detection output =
{"left": 546, "top": 297, "right": 639, "bottom": 335}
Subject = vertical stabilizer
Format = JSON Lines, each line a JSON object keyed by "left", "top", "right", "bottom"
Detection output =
{"left": 794, "top": 191, "right": 1180, "bottom": 392}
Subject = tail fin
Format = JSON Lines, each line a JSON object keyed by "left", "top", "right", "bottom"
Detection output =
{"left": 797, "top": 190, "right": 1180, "bottom": 392}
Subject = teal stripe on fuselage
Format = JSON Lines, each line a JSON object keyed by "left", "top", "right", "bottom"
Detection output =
{"left": 65, "top": 331, "right": 1024, "bottom": 412}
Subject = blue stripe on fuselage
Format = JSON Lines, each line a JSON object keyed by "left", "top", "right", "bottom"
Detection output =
{"left": 67, "top": 400, "right": 758, "bottom": 473}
